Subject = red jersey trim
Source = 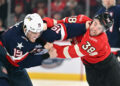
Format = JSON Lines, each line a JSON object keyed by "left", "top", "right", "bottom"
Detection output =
{"left": 0, "top": 41, "right": 4, "bottom": 47}
{"left": 6, "top": 55, "right": 19, "bottom": 67}
{"left": 15, "top": 53, "right": 29, "bottom": 63}
{"left": 112, "top": 51, "right": 118, "bottom": 55}
{"left": 6, "top": 53, "right": 29, "bottom": 67}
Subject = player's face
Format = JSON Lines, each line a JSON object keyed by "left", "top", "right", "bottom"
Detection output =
{"left": 102, "top": 0, "right": 116, "bottom": 9}
{"left": 89, "top": 19, "right": 104, "bottom": 36}
{"left": 26, "top": 31, "right": 40, "bottom": 43}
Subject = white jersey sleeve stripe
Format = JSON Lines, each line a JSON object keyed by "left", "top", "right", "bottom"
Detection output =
{"left": 74, "top": 44, "right": 84, "bottom": 57}
{"left": 60, "top": 24, "right": 66, "bottom": 40}
{"left": 111, "top": 48, "right": 120, "bottom": 52}
{"left": 63, "top": 46, "right": 72, "bottom": 59}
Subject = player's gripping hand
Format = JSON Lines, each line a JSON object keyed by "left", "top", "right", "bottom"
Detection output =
{"left": 86, "top": 21, "right": 92, "bottom": 29}
{"left": 49, "top": 48, "right": 58, "bottom": 58}
{"left": 44, "top": 42, "right": 53, "bottom": 50}
{"left": 43, "top": 17, "right": 55, "bottom": 28}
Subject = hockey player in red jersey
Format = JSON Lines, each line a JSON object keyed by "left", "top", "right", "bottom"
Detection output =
{"left": 48, "top": 13, "right": 120, "bottom": 86}
{"left": 52, "top": 15, "right": 111, "bottom": 63}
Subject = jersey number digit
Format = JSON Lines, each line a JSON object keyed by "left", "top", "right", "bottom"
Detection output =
{"left": 82, "top": 41, "right": 95, "bottom": 53}
{"left": 14, "top": 48, "right": 23, "bottom": 57}
{"left": 51, "top": 24, "right": 61, "bottom": 34}
{"left": 68, "top": 17, "right": 77, "bottom": 23}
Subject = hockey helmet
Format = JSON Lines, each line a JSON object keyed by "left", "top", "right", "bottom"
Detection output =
{"left": 24, "top": 13, "right": 44, "bottom": 35}
{"left": 94, "top": 12, "right": 113, "bottom": 31}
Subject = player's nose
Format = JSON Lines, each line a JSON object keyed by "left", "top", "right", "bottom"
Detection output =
{"left": 93, "top": 27, "right": 98, "bottom": 31}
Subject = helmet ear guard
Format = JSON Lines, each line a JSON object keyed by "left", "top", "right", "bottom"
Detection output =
{"left": 94, "top": 12, "right": 113, "bottom": 31}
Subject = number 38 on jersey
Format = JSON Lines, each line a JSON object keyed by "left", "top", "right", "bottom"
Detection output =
{"left": 82, "top": 41, "right": 96, "bottom": 53}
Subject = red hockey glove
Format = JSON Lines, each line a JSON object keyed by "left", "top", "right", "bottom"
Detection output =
{"left": 43, "top": 17, "right": 55, "bottom": 28}
{"left": 43, "top": 17, "right": 64, "bottom": 28}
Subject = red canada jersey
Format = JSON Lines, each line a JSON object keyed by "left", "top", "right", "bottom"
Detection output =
{"left": 54, "top": 29, "right": 111, "bottom": 64}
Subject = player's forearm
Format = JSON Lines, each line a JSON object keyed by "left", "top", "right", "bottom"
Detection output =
{"left": 53, "top": 44, "right": 83, "bottom": 59}
{"left": 65, "top": 23, "right": 86, "bottom": 40}
{"left": 18, "top": 53, "right": 49, "bottom": 68}
{"left": 42, "top": 14, "right": 92, "bottom": 29}
{"left": 61, "top": 14, "right": 92, "bottom": 24}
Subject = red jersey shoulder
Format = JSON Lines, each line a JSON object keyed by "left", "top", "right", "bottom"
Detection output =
{"left": 82, "top": 29, "right": 108, "bottom": 45}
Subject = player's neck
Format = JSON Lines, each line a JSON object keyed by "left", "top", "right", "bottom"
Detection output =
{"left": 43, "top": 23, "right": 47, "bottom": 31}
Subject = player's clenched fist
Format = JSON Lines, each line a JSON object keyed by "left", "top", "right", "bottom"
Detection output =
{"left": 44, "top": 42, "right": 53, "bottom": 50}
{"left": 43, "top": 17, "right": 56, "bottom": 28}
{"left": 49, "top": 48, "right": 58, "bottom": 58}
{"left": 43, "top": 17, "right": 63, "bottom": 28}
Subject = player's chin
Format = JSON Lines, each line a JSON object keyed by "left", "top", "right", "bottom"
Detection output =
{"left": 90, "top": 31, "right": 96, "bottom": 36}
{"left": 30, "top": 39, "right": 36, "bottom": 43}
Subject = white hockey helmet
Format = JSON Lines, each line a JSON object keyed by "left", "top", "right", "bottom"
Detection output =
{"left": 24, "top": 13, "right": 44, "bottom": 35}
